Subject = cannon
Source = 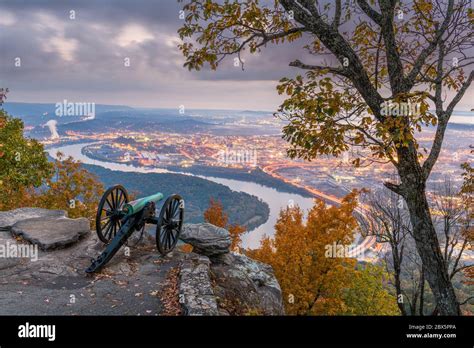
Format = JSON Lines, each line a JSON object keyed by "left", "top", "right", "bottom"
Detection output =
{"left": 85, "top": 185, "right": 184, "bottom": 273}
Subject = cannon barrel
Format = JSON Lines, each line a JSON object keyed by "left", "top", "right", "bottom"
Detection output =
{"left": 123, "top": 192, "right": 164, "bottom": 216}
{"left": 88, "top": 186, "right": 183, "bottom": 273}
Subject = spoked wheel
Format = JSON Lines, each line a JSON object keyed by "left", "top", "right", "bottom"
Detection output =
{"left": 156, "top": 194, "right": 184, "bottom": 255}
{"left": 96, "top": 185, "right": 129, "bottom": 244}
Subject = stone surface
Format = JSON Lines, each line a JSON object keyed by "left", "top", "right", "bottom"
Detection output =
{"left": 179, "top": 253, "right": 219, "bottom": 316}
{"left": 179, "top": 223, "right": 231, "bottom": 256}
{"left": 0, "top": 207, "right": 284, "bottom": 316}
{"left": 11, "top": 216, "right": 90, "bottom": 251}
{"left": 178, "top": 224, "right": 284, "bottom": 315}
{"left": 211, "top": 253, "right": 284, "bottom": 315}
{"left": 0, "top": 220, "right": 183, "bottom": 315}
{"left": 0, "top": 208, "right": 66, "bottom": 231}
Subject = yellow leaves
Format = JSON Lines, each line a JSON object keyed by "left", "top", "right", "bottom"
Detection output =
{"left": 34, "top": 154, "right": 103, "bottom": 227}
{"left": 278, "top": 74, "right": 372, "bottom": 162}
{"left": 354, "top": 133, "right": 365, "bottom": 145}
{"left": 204, "top": 198, "right": 246, "bottom": 249}
{"left": 361, "top": 116, "right": 373, "bottom": 127}
{"left": 413, "top": 0, "right": 433, "bottom": 14}
{"left": 468, "top": 8, "right": 474, "bottom": 24}
{"left": 178, "top": 0, "right": 301, "bottom": 71}
{"left": 343, "top": 264, "right": 400, "bottom": 315}
{"left": 249, "top": 191, "right": 367, "bottom": 315}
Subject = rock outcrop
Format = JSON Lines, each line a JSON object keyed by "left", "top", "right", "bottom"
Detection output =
{"left": 178, "top": 223, "right": 284, "bottom": 315}
{"left": 11, "top": 216, "right": 90, "bottom": 251}
{"left": 180, "top": 223, "right": 231, "bottom": 257}
{"left": 179, "top": 253, "right": 219, "bottom": 315}
{"left": 0, "top": 208, "right": 284, "bottom": 316}
{"left": 0, "top": 208, "right": 66, "bottom": 231}
{"left": 211, "top": 253, "right": 284, "bottom": 315}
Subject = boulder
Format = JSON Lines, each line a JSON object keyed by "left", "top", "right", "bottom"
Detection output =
{"left": 178, "top": 223, "right": 284, "bottom": 315}
{"left": 11, "top": 216, "right": 90, "bottom": 251}
{"left": 0, "top": 208, "right": 67, "bottom": 231}
{"left": 211, "top": 253, "right": 284, "bottom": 315}
{"left": 180, "top": 223, "right": 231, "bottom": 256}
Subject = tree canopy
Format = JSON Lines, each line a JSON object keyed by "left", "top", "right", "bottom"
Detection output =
{"left": 248, "top": 191, "right": 399, "bottom": 315}
{"left": 178, "top": 0, "right": 473, "bottom": 315}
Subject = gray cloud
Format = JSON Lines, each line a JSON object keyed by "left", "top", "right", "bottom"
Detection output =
{"left": 0, "top": 0, "right": 307, "bottom": 110}
{"left": 0, "top": 1, "right": 471, "bottom": 111}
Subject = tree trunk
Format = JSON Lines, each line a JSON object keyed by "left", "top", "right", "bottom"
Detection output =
{"left": 391, "top": 246, "right": 407, "bottom": 315}
{"left": 399, "top": 167, "right": 460, "bottom": 315}
{"left": 419, "top": 264, "right": 425, "bottom": 316}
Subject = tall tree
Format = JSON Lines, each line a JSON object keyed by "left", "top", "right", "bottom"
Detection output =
{"left": 248, "top": 191, "right": 399, "bottom": 315}
{"left": 0, "top": 110, "right": 52, "bottom": 209}
{"left": 178, "top": 0, "right": 473, "bottom": 315}
{"left": 0, "top": 94, "right": 103, "bottom": 224}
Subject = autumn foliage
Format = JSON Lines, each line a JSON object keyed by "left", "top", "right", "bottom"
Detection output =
{"left": 204, "top": 198, "right": 246, "bottom": 250}
{"left": 248, "top": 191, "right": 399, "bottom": 315}
{"left": 34, "top": 152, "right": 103, "bottom": 226}
{"left": 0, "top": 111, "right": 103, "bottom": 226}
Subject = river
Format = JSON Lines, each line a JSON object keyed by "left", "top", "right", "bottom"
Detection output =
{"left": 47, "top": 143, "right": 315, "bottom": 248}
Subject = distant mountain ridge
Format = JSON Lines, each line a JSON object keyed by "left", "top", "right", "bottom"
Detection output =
{"left": 2, "top": 102, "right": 134, "bottom": 118}
{"left": 3, "top": 102, "right": 471, "bottom": 138}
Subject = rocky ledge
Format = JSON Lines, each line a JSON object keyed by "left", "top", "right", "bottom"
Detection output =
{"left": 0, "top": 208, "right": 284, "bottom": 316}
{"left": 179, "top": 223, "right": 284, "bottom": 315}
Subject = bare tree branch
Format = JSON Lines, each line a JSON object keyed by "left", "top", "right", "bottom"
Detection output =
{"left": 356, "top": 0, "right": 383, "bottom": 24}
{"left": 289, "top": 59, "right": 349, "bottom": 77}
{"left": 446, "top": 70, "right": 474, "bottom": 115}
{"left": 332, "top": 0, "right": 342, "bottom": 29}
{"left": 404, "top": 0, "right": 455, "bottom": 90}
{"left": 423, "top": 70, "right": 473, "bottom": 178}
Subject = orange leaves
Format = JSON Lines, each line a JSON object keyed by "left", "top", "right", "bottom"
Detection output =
{"left": 204, "top": 197, "right": 228, "bottom": 228}
{"left": 159, "top": 267, "right": 183, "bottom": 316}
{"left": 249, "top": 190, "right": 399, "bottom": 315}
{"left": 203, "top": 197, "right": 246, "bottom": 249}
{"left": 228, "top": 223, "right": 246, "bottom": 250}
{"left": 249, "top": 191, "right": 359, "bottom": 315}
{"left": 35, "top": 153, "right": 103, "bottom": 227}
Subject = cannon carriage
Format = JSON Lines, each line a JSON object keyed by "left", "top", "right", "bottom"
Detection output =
{"left": 85, "top": 185, "right": 184, "bottom": 273}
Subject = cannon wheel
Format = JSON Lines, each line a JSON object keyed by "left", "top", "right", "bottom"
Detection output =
{"left": 96, "top": 185, "right": 129, "bottom": 244}
{"left": 156, "top": 194, "right": 184, "bottom": 255}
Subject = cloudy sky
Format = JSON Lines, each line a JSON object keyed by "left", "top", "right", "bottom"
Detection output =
{"left": 0, "top": 0, "right": 306, "bottom": 111}
{"left": 0, "top": 0, "right": 472, "bottom": 111}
